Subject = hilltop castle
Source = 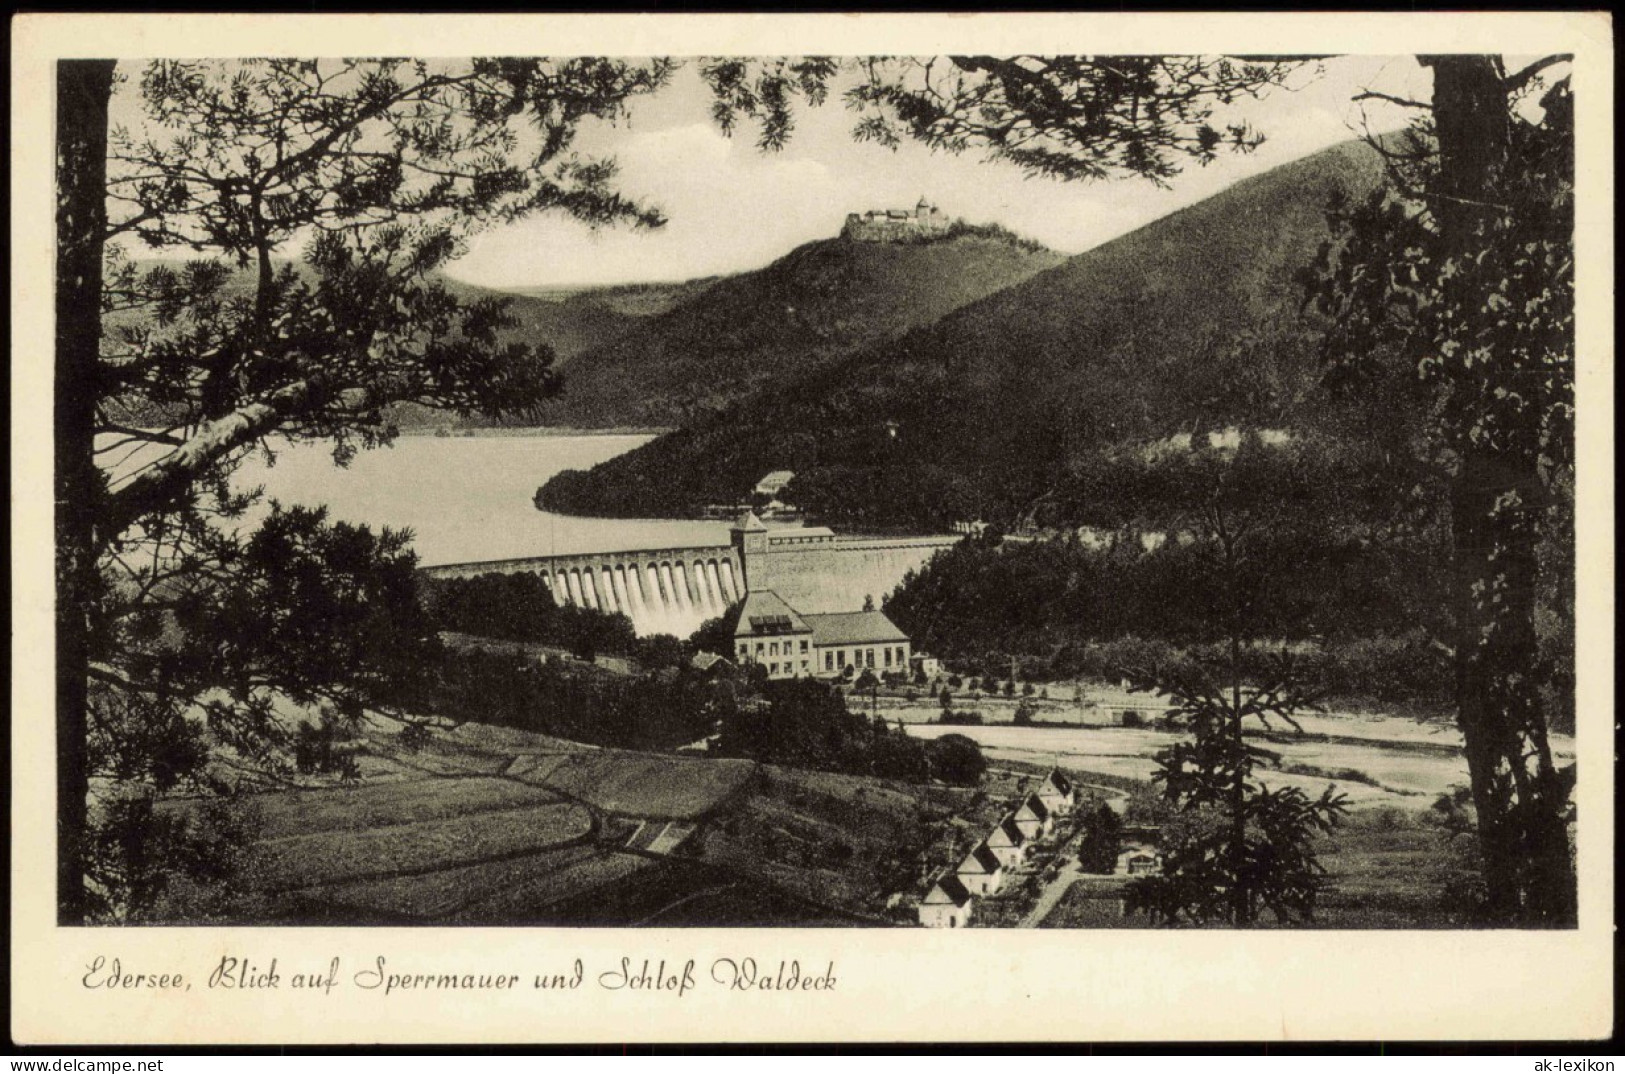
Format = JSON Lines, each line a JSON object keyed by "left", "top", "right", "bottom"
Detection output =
{"left": 842, "top": 197, "right": 951, "bottom": 243}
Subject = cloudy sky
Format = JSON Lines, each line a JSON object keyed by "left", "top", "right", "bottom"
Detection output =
{"left": 448, "top": 55, "right": 1432, "bottom": 289}
{"left": 104, "top": 55, "right": 1434, "bottom": 290}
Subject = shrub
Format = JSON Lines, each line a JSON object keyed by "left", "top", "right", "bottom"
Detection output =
{"left": 1077, "top": 803, "right": 1123, "bottom": 873}
{"left": 925, "top": 733, "right": 988, "bottom": 787}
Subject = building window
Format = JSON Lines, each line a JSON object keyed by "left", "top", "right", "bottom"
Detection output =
{"left": 800, "top": 639, "right": 809, "bottom": 653}
{"left": 801, "top": 660, "right": 809, "bottom": 671}
{"left": 756, "top": 642, "right": 764, "bottom": 655}
{"left": 770, "top": 662, "right": 778, "bottom": 674}
{"left": 769, "top": 642, "right": 778, "bottom": 657}
{"left": 837, "top": 650, "right": 845, "bottom": 668}
{"left": 883, "top": 648, "right": 892, "bottom": 668}
{"left": 866, "top": 648, "right": 875, "bottom": 668}
{"left": 824, "top": 651, "right": 833, "bottom": 672}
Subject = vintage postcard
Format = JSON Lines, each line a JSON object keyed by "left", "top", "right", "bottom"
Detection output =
{"left": 10, "top": 11, "right": 1615, "bottom": 1046}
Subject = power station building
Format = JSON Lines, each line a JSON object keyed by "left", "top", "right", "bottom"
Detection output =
{"left": 731, "top": 588, "right": 912, "bottom": 681}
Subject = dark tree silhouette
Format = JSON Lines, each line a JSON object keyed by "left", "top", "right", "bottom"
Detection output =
{"left": 1077, "top": 804, "right": 1124, "bottom": 874}
{"left": 1308, "top": 56, "right": 1576, "bottom": 924}
{"left": 56, "top": 57, "right": 674, "bottom": 920}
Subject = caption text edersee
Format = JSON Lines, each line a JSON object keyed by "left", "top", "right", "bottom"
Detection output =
{"left": 80, "top": 955, "right": 837, "bottom": 997}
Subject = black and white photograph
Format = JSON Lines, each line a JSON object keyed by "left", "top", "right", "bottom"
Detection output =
{"left": 13, "top": 10, "right": 1614, "bottom": 1046}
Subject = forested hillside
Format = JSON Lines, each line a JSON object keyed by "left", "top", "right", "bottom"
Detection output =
{"left": 531, "top": 223, "right": 1066, "bottom": 428}
{"left": 538, "top": 140, "right": 1394, "bottom": 524}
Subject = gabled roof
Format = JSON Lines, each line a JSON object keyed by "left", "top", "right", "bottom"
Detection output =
{"left": 988, "top": 815, "right": 1026, "bottom": 846}
{"left": 1044, "top": 770, "right": 1074, "bottom": 796}
{"left": 923, "top": 872, "right": 973, "bottom": 907}
{"left": 732, "top": 509, "right": 768, "bottom": 532}
{"left": 733, "top": 590, "right": 811, "bottom": 638}
{"left": 958, "top": 843, "right": 1002, "bottom": 876}
{"left": 803, "top": 610, "right": 909, "bottom": 647}
{"left": 1020, "top": 794, "right": 1051, "bottom": 821}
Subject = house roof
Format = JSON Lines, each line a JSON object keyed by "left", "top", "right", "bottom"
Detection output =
{"left": 989, "top": 815, "right": 1026, "bottom": 846}
{"left": 923, "top": 872, "right": 973, "bottom": 907}
{"left": 803, "top": 610, "right": 909, "bottom": 647}
{"left": 755, "top": 470, "right": 795, "bottom": 488}
{"left": 732, "top": 509, "right": 768, "bottom": 532}
{"left": 1021, "top": 794, "right": 1051, "bottom": 821}
{"left": 733, "top": 590, "right": 811, "bottom": 638}
{"left": 1045, "top": 770, "right": 1074, "bottom": 795}
{"left": 958, "top": 843, "right": 1002, "bottom": 876}
{"left": 689, "top": 651, "right": 732, "bottom": 672}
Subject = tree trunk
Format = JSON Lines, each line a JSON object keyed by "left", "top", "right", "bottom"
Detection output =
{"left": 55, "top": 59, "right": 116, "bottom": 925}
{"left": 1423, "top": 54, "right": 1576, "bottom": 926}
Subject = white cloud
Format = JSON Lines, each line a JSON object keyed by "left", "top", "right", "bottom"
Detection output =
{"left": 446, "top": 56, "right": 1438, "bottom": 289}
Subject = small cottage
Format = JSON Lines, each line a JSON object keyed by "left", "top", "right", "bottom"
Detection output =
{"left": 753, "top": 470, "right": 796, "bottom": 498}
{"left": 1037, "top": 770, "right": 1075, "bottom": 816}
{"left": 918, "top": 872, "right": 974, "bottom": 928}
{"left": 956, "top": 842, "right": 1005, "bottom": 896}
{"left": 688, "top": 651, "right": 733, "bottom": 676}
{"left": 986, "top": 815, "right": 1028, "bottom": 868}
{"left": 1013, "top": 793, "right": 1053, "bottom": 841}
{"left": 909, "top": 652, "right": 942, "bottom": 680}
{"left": 1117, "top": 843, "right": 1163, "bottom": 876}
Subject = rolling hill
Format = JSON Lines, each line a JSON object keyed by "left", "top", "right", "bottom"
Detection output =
{"left": 538, "top": 139, "right": 1398, "bottom": 523}
{"left": 530, "top": 223, "right": 1067, "bottom": 428}
{"left": 103, "top": 264, "right": 690, "bottom": 431}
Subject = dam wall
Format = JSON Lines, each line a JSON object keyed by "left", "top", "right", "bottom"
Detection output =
{"left": 744, "top": 535, "right": 961, "bottom": 615}
{"left": 419, "top": 519, "right": 964, "bottom": 638}
{"left": 421, "top": 545, "right": 743, "bottom": 638}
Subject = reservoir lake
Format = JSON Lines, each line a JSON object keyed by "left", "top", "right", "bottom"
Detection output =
{"left": 234, "top": 432, "right": 730, "bottom": 567}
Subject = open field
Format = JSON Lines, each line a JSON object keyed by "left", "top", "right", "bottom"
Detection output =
{"left": 224, "top": 776, "right": 566, "bottom": 840}
{"left": 1037, "top": 815, "right": 1483, "bottom": 929}
{"left": 247, "top": 801, "right": 594, "bottom": 892}
{"left": 533, "top": 749, "right": 757, "bottom": 818}
{"left": 154, "top": 687, "right": 1542, "bottom": 927}
{"left": 879, "top": 683, "right": 1572, "bottom": 763}
{"left": 901, "top": 705, "right": 1577, "bottom": 810}
{"left": 157, "top": 716, "right": 948, "bottom": 926}
{"left": 303, "top": 845, "right": 607, "bottom": 921}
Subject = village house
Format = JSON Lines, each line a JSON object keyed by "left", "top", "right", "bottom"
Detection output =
{"left": 1012, "top": 793, "right": 1053, "bottom": 841}
{"left": 985, "top": 814, "right": 1028, "bottom": 868}
{"left": 1036, "top": 769, "right": 1076, "bottom": 817}
{"left": 956, "top": 842, "right": 1005, "bottom": 896}
{"left": 732, "top": 589, "right": 913, "bottom": 681}
{"left": 752, "top": 470, "right": 796, "bottom": 499}
{"left": 908, "top": 652, "right": 942, "bottom": 680}
{"left": 1118, "top": 844, "right": 1163, "bottom": 876}
{"left": 918, "top": 872, "right": 974, "bottom": 928}
{"left": 688, "top": 651, "right": 733, "bottom": 676}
